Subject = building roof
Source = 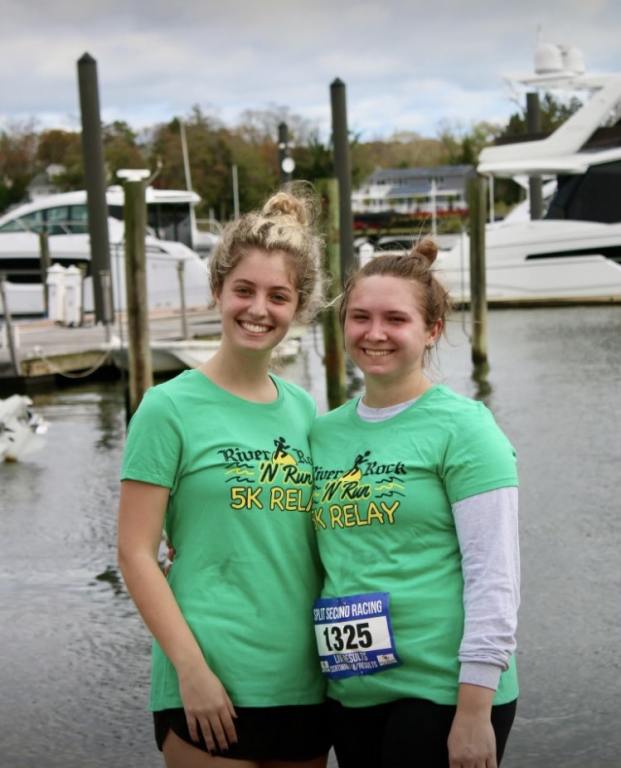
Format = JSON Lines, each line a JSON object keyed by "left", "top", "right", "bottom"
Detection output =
{"left": 367, "top": 165, "right": 473, "bottom": 184}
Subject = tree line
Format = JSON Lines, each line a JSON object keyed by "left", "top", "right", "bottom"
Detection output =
{"left": 0, "top": 96, "right": 580, "bottom": 219}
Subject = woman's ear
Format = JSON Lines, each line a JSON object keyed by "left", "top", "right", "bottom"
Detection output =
{"left": 427, "top": 318, "right": 443, "bottom": 346}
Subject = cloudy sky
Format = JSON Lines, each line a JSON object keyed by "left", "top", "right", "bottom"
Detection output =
{"left": 1, "top": 0, "right": 619, "bottom": 139}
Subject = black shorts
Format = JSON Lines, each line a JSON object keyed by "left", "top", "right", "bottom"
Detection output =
{"left": 328, "top": 696, "right": 517, "bottom": 768}
{"left": 153, "top": 703, "right": 332, "bottom": 761}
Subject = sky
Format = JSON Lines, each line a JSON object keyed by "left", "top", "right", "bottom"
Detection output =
{"left": 1, "top": 0, "right": 619, "bottom": 141}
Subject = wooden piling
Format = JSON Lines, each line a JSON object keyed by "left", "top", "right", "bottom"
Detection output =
{"left": 123, "top": 180, "right": 153, "bottom": 418}
{"left": 330, "top": 79, "right": 355, "bottom": 285}
{"left": 0, "top": 276, "right": 19, "bottom": 376}
{"left": 38, "top": 232, "right": 51, "bottom": 317}
{"left": 100, "top": 270, "right": 113, "bottom": 342}
{"left": 527, "top": 92, "right": 543, "bottom": 219}
{"left": 177, "top": 261, "right": 189, "bottom": 340}
{"left": 468, "top": 173, "right": 489, "bottom": 373}
{"left": 179, "top": 119, "right": 193, "bottom": 192}
{"left": 317, "top": 178, "right": 347, "bottom": 410}
{"left": 77, "top": 53, "right": 113, "bottom": 325}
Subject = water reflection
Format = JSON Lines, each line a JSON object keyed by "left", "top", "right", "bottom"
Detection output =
{"left": 471, "top": 359, "right": 492, "bottom": 403}
{"left": 94, "top": 565, "right": 125, "bottom": 596}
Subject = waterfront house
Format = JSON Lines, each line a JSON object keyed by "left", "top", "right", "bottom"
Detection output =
{"left": 352, "top": 165, "right": 473, "bottom": 216}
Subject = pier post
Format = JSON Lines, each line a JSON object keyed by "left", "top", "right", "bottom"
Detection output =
{"left": 467, "top": 173, "right": 489, "bottom": 375}
{"left": 179, "top": 119, "right": 193, "bottom": 192}
{"left": 527, "top": 92, "right": 543, "bottom": 219}
{"left": 317, "top": 178, "right": 347, "bottom": 410}
{"left": 77, "top": 53, "right": 114, "bottom": 326}
{"left": 100, "top": 271, "right": 113, "bottom": 342}
{"left": 123, "top": 179, "right": 153, "bottom": 418}
{"left": 0, "top": 276, "right": 19, "bottom": 377}
{"left": 330, "top": 79, "right": 355, "bottom": 285}
{"left": 38, "top": 232, "right": 51, "bottom": 317}
{"left": 177, "top": 261, "right": 189, "bottom": 340}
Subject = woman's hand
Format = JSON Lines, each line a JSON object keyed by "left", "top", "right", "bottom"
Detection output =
{"left": 447, "top": 684, "right": 496, "bottom": 768}
{"left": 177, "top": 661, "right": 238, "bottom": 752}
{"left": 162, "top": 541, "right": 175, "bottom": 576}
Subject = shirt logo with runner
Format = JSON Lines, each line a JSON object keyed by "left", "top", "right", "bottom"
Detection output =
{"left": 218, "top": 437, "right": 313, "bottom": 514}
{"left": 312, "top": 449, "right": 406, "bottom": 531}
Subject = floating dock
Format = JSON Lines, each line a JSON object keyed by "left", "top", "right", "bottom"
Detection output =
{"left": 0, "top": 308, "right": 222, "bottom": 392}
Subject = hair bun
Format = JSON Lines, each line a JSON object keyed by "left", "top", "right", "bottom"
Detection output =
{"left": 262, "top": 191, "right": 308, "bottom": 227}
{"left": 410, "top": 237, "right": 438, "bottom": 266}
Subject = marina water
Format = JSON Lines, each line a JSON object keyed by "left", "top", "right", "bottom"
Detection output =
{"left": 1, "top": 306, "right": 620, "bottom": 767}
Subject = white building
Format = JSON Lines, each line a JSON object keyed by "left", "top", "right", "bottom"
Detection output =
{"left": 352, "top": 165, "right": 473, "bottom": 215}
{"left": 26, "top": 165, "right": 66, "bottom": 201}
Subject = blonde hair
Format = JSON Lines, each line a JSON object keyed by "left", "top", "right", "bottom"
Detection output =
{"left": 339, "top": 237, "right": 451, "bottom": 340}
{"left": 210, "top": 184, "right": 323, "bottom": 321}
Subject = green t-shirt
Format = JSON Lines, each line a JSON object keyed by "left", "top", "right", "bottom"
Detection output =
{"left": 121, "top": 369, "right": 325, "bottom": 710}
{"left": 310, "top": 385, "right": 519, "bottom": 707}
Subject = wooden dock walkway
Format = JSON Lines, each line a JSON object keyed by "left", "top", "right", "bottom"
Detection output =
{"left": 0, "top": 308, "right": 223, "bottom": 391}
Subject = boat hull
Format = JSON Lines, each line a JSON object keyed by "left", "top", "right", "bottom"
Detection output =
{"left": 436, "top": 222, "right": 621, "bottom": 304}
{"left": 0, "top": 237, "right": 212, "bottom": 317}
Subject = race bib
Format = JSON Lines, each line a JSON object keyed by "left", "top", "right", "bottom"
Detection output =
{"left": 313, "top": 592, "right": 401, "bottom": 679}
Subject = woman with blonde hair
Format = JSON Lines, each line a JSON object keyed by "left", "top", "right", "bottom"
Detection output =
{"left": 118, "top": 188, "right": 331, "bottom": 767}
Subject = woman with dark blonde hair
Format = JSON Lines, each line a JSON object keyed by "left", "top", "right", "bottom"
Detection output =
{"left": 310, "top": 239, "right": 520, "bottom": 767}
{"left": 118, "top": 188, "right": 331, "bottom": 768}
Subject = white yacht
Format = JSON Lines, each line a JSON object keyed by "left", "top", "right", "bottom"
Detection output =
{"left": 436, "top": 42, "right": 621, "bottom": 304}
{"left": 0, "top": 186, "right": 217, "bottom": 316}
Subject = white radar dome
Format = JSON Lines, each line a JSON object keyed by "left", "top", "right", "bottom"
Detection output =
{"left": 534, "top": 43, "right": 563, "bottom": 74}
{"left": 562, "top": 46, "right": 585, "bottom": 74}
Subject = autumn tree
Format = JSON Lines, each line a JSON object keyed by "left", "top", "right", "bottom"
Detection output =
{"left": 292, "top": 131, "right": 333, "bottom": 183}
{"left": 36, "top": 128, "right": 83, "bottom": 190}
{"left": 228, "top": 127, "right": 279, "bottom": 212}
{"left": 351, "top": 132, "right": 448, "bottom": 180}
{"left": 103, "top": 121, "right": 147, "bottom": 180}
{"left": 435, "top": 120, "right": 502, "bottom": 166}
{"left": 148, "top": 108, "right": 236, "bottom": 219}
{"left": 500, "top": 93, "right": 582, "bottom": 138}
{"left": 0, "top": 122, "right": 38, "bottom": 211}
{"left": 35, "top": 123, "right": 148, "bottom": 191}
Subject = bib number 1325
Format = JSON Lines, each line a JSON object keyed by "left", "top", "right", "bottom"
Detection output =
{"left": 313, "top": 592, "right": 401, "bottom": 679}
{"left": 321, "top": 622, "right": 372, "bottom": 652}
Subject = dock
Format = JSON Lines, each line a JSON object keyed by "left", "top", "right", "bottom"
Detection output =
{"left": 0, "top": 308, "right": 223, "bottom": 392}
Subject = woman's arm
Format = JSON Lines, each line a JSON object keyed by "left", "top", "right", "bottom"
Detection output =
{"left": 117, "top": 479, "right": 237, "bottom": 752}
{"left": 454, "top": 487, "right": 520, "bottom": 682}
{"left": 447, "top": 486, "right": 520, "bottom": 767}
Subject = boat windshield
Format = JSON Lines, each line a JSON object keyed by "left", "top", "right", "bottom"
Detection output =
{"left": 546, "top": 161, "right": 621, "bottom": 223}
{"left": 1, "top": 200, "right": 193, "bottom": 247}
{"left": 0, "top": 205, "right": 89, "bottom": 235}
{"left": 108, "top": 202, "right": 192, "bottom": 247}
